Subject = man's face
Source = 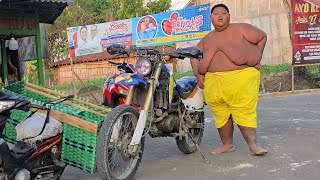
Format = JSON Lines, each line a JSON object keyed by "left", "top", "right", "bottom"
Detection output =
{"left": 149, "top": 23, "right": 153, "bottom": 29}
{"left": 141, "top": 22, "right": 146, "bottom": 31}
{"left": 91, "top": 26, "right": 97, "bottom": 38}
{"left": 80, "top": 28, "right": 87, "bottom": 41}
{"left": 211, "top": 7, "right": 230, "bottom": 29}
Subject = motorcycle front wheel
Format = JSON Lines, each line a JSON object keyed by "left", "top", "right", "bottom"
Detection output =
{"left": 97, "top": 105, "right": 144, "bottom": 180}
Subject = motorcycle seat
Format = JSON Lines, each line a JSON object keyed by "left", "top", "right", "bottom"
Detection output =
{"left": 175, "top": 76, "right": 197, "bottom": 100}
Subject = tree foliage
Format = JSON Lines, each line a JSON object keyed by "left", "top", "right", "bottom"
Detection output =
{"left": 116, "top": 0, "right": 146, "bottom": 19}
{"left": 146, "top": 0, "right": 171, "bottom": 15}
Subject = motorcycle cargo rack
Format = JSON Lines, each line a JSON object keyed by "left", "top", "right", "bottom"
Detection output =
{"left": 2, "top": 81, "right": 111, "bottom": 173}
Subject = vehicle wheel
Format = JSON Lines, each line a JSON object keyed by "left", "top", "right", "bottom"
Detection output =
{"left": 97, "top": 105, "right": 144, "bottom": 180}
{"left": 176, "top": 112, "right": 204, "bottom": 154}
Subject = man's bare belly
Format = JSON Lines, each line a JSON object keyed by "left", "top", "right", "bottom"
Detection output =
{"left": 207, "top": 53, "right": 249, "bottom": 72}
{"left": 207, "top": 42, "right": 261, "bottom": 73}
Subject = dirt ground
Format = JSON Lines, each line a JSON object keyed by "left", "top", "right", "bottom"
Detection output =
{"left": 260, "top": 71, "right": 319, "bottom": 93}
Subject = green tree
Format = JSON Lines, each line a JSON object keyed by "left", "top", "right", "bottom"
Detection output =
{"left": 116, "top": 0, "right": 146, "bottom": 19}
{"left": 46, "top": 0, "right": 95, "bottom": 64}
{"left": 116, "top": 0, "right": 171, "bottom": 19}
{"left": 81, "top": 0, "right": 119, "bottom": 22}
{"left": 146, "top": 0, "right": 171, "bottom": 15}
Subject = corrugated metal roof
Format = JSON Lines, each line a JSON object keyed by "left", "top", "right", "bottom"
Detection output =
{"left": 0, "top": 0, "right": 73, "bottom": 24}
{"left": 31, "top": 0, "right": 73, "bottom": 5}
{"left": 0, "top": 0, "right": 72, "bottom": 4}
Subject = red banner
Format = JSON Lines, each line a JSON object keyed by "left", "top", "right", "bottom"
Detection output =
{"left": 291, "top": 0, "right": 320, "bottom": 64}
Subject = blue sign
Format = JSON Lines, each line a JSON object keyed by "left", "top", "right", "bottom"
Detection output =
{"left": 132, "top": 3, "right": 211, "bottom": 47}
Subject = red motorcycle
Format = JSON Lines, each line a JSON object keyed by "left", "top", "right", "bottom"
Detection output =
{"left": 101, "top": 61, "right": 135, "bottom": 108}
{"left": 0, "top": 92, "right": 74, "bottom": 180}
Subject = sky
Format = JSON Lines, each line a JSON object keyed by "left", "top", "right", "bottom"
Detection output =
{"left": 170, "top": 0, "right": 190, "bottom": 10}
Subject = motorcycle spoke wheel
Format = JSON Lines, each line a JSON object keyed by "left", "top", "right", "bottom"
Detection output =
{"left": 107, "top": 113, "right": 137, "bottom": 178}
{"left": 97, "top": 105, "right": 144, "bottom": 180}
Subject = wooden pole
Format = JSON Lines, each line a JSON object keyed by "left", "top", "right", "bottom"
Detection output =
{"left": 292, "top": 65, "right": 294, "bottom": 92}
{"left": 25, "top": 82, "right": 111, "bottom": 113}
{"left": 69, "top": 56, "right": 77, "bottom": 95}
{"left": 25, "top": 86, "right": 107, "bottom": 118}
{"left": 35, "top": 11, "right": 45, "bottom": 86}
{"left": 31, "top": 108, "right": 98, "bottom": 133}
{"left": 0, "top": 40, "right": 8, "bottom": 85}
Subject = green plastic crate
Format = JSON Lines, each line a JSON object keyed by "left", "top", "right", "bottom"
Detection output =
{"left": 3, "top": 81, "right": 109, "bottom": 172}
{"left": 63, "top": 124, "right": 97, "bottom": 148}
{"left": 61, "top": 139, "right": 96, "bottom": 173}
{"left": 4, "top": 122, "right": 17, "bottom": 143}
{"left": 3, "top": 110, "right": 32, "bottom": 142}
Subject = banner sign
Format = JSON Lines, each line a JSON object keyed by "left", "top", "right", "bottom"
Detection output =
{"left": 132, "top": 3, "right": 211, "bottom": 47}
{"left": 291, "top": 0, "right": 320, "bottom": 64}
{"left": 67, "top": 3, "right": 211, "bottom": 57}
{"left": 67, "top": 19, "right": 132, "bottom": 57}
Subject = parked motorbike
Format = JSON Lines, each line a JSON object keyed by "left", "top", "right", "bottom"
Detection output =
{"left": 96, "top": 44, "right": 206, "bottom": 180}
{"left": 0, "top": 91, "right": 74, "bottom": 180}
{"left": 101, "top": 61, "right": 135, "bottom": 108}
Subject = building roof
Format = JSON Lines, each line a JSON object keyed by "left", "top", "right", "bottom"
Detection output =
{"left": 50, "top": 52, "right": 125, "bottom": 67}
{"left": 0, "top": 0, "right": 73, "bottom": 24}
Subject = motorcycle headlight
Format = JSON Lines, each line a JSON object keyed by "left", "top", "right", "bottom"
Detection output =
{"left": 135, "top": 58, "right": 151, "bottom": 76}
{"left": 0, "top": 100, "right": 15, "bottom": 113}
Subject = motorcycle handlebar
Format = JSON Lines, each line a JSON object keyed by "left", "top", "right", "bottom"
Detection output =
{"left": 107, "top": 43, "right": 203, "bottom": 60}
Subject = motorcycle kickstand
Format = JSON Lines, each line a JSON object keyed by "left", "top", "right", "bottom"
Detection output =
{"left": 187, "top": 131, "right": 210, "bottom": 164}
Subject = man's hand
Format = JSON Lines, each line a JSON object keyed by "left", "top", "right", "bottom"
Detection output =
{"left": 196, "top": 74, "right": 205, "bottom": 89}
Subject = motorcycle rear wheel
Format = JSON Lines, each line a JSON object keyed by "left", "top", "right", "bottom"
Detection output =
{"left": 176, "top": 111, "right": 204, "bottom": 154}
{"left": 97, "top": 105, "right": 144, "bottom": 180}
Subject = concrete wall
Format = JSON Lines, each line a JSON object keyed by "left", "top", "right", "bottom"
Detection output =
{"left": 175, "top": 0, "right": 292, "bottom": 72}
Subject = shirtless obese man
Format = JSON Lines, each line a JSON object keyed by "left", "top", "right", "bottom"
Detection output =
{"left": 191, "top": 4, "right": 268, "bottom": 156}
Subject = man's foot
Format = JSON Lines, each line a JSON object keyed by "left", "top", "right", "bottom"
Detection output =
{"left": 250, "top": 146, "right": 268, "bottom": 156}
{"left": 211, "top": 144, "right": 236, "bottom": 155}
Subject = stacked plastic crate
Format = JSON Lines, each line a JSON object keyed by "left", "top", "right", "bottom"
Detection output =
{"left": 3, "top": 81, "right": 111, "bottom": 173}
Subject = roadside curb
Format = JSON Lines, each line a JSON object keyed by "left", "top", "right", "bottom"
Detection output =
{"left": 259, "top": 89, "right": 320, "bottom": 98}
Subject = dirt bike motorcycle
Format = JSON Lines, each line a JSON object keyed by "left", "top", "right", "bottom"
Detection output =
{"left": 0, "top": 91, "right": 74, "bottom": 180}
{"left": 96, "top": 44, "right": 206, "bottom": 180}
{"left": 101, "top": 61, "right": 135, "bottom": 108}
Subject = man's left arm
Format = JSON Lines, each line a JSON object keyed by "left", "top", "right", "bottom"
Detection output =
{"left": 242, "top": 24, "right": 267, "bottom": 66}
{"left": 242, "top": 23, "right": 267, "bottom": 51}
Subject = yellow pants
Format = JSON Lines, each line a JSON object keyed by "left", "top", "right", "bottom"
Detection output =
{"left": 204, "top": 67, "right": 260, "bottom": 128}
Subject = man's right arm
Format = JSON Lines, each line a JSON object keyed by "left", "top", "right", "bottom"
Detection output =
{"left": 190, "top": 40, "right": 205, "bottom": 88}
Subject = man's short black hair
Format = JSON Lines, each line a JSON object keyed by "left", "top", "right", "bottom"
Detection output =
{"left": 211, "top": 3, "right": 229, "bottom": 14}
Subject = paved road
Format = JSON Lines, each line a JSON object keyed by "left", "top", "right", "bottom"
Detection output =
{"left": 61, "top": 94, "right": 320, "bottom": 180}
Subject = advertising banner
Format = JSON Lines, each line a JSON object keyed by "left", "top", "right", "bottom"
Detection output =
{"left": 132, "top": 3, "right": 211, "bottom": 47}
{"left": 291, "top": 0, "right": 320, "bottom": 64}
{"left": 67, "top": 19, "right": 132, "bottom": 57}
{"left": 67, "top": 4, "right": 212, "bottom": 56}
